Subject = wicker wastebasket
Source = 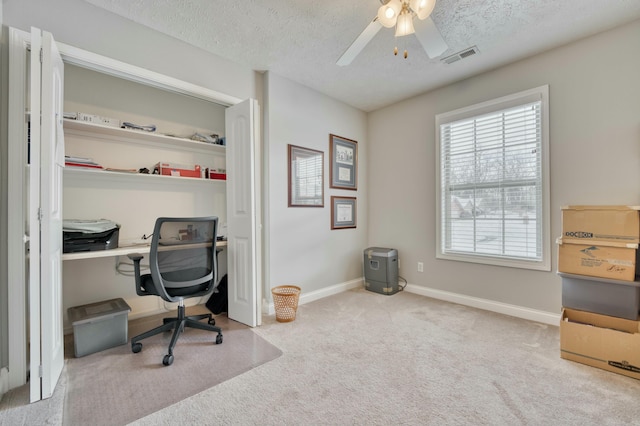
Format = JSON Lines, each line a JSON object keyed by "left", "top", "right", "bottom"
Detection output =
{"left": 271, "top": 285, "right": 301, "bottom": 322}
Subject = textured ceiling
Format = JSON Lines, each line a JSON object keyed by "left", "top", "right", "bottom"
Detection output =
{"left": 83, "top": 0, "right": 640, "bottom": 112}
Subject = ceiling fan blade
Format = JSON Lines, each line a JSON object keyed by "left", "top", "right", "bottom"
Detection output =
{"left": 337, "top": 17, "right": 383, "bottom": 66}
{"left": 414, "top": 17, "right": 448, "bottom": 58}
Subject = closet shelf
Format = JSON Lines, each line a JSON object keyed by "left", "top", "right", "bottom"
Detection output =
{"left": 64, "top": 166, "right": 226, "bottom": 185}
{"left": 63, "top": 119, "right": 226, "bottom": 155}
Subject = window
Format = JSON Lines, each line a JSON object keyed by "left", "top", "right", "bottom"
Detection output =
{"left": 436, "top": 86, "right": 550, "bottom": 270}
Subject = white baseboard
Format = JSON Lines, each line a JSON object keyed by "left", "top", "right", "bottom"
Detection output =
{"left": 0, "top": 367, "right": 9, "bottom": 402}
{"left": 404, "top": 284, "right": 560, "bottom": 326}
{"left": 266, "top": 278, "right": 362, "bottom": 315}
{"left": 264, "top": 278, "right": 560, "bottom": 326}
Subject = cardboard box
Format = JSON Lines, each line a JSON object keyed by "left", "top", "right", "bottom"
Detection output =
{"left": 557, "top": 237, "right": 638, "bottom": 281}
{"left": 156, "top": 162, "right": 202, "bottom": 178}
{"left": 207, "top": 168, "right": 227, "bottom": 180}
{"left": 562, "top": 205, "right": 640, "bottom": 243}
{"left": 560, "top": 308, "right": 640, "bottom": 380}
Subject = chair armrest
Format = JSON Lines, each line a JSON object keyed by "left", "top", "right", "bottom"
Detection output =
{"left": 127, "top": 253, "right": 146, "bottom": 296}
{"left": 127, "top": 253, "right": 144, "bottom": 262}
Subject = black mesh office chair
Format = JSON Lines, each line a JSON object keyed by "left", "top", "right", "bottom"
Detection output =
{"left": 128, "top": 217, "right": 223, "bottom": 366}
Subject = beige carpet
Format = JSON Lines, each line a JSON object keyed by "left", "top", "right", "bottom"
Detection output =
{"left": 134, "top": 288, "right": 640, "bottom": 425}
{"left": 63, "top": 310, "right": 281, "bottom": 425}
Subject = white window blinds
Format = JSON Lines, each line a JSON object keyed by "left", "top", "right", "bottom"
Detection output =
{"left": 294, "top": 155, "right": 323, "bottom": 201}
{"left": 436, "top": 86, "right": 550, "bottom": 269}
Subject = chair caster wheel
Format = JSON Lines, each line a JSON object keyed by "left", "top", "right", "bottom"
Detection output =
{"left": 208, "top": 318, "right": 216, "bottom": 326}
{"left": 215, "top": 334, "right": 223, "bottom": 345}
{"left": 163, "top": 354, "right": 174, "bottom": 366}
{"left": 132, "top": 342, "right": 142, "bottom": 353}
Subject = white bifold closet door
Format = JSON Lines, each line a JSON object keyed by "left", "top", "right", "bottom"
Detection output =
{"left": 28, "top": 27, "right": 65, "bottom": 403}
{"left": 225, "top": 99, "right": 262, "bottom": 328}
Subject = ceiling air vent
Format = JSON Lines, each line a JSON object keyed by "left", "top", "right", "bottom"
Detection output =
{"left": 441, "top": 46, "right": 479, "bottom": 65}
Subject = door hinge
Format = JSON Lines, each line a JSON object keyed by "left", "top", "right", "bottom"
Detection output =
{"left": 38, "top": 365, "right": 43, "bottom": 378}
{"left": 39, "top": 48, "right": 43, "bottom": 63}
{"left": 37, "top": 207, "right": 43, "bottom": 222}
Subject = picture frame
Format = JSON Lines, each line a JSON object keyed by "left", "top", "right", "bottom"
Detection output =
{"left": 288, "top": 144, "right": 324, "bottom": 207}
{"left": 331, "top": 196, "right": 357, "bottom": 229}
{"left": 329, "top": 134, "right": 358, "bottom": 190}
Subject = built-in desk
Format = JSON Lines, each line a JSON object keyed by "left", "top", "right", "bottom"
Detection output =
{"left": 61, "top": 239, "right": 229, "bottom": 322}
{"left": 62, "top": 240, "right": 228, "bottom": 261}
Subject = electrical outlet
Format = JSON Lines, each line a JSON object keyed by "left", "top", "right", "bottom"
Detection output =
{"left": 417, "top": 262, "right": 424, "bottom": 273}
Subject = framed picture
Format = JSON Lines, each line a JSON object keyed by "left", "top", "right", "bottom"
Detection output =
{"left": 329, "top": 134, "right": 357, "bottom": 190}
{"left": 288, "top": 144, "right": 324, "bottom": 207}
{"left": 331, "top": 196, "right": 356, "bottom": 229}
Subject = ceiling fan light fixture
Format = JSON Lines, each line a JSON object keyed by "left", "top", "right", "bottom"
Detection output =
{"left": 409, "top": 0, "right": 436, "bottom": 20}
{"left": 336, "top": 0, "right": 447, "bottom": 65}
{"left": 377, "top": 0, "right": 402, "bottom": 28}
{"left": 395, "top": 10, "right": 415, "bottom": 37}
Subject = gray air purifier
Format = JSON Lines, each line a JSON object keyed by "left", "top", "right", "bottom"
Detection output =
{"left": 363, "top": 247, "right": 399, "bottom": 295}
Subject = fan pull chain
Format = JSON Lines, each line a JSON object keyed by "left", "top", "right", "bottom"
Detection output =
{"left": 404, "top": 34, "right": 408, "bottom": 59}
{"left": 393, "top": 35, "right": 408, "bottom": 59}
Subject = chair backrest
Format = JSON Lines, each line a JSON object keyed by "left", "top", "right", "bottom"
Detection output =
{"left": 149, "top": 217, "right": 218, "bottom": 300}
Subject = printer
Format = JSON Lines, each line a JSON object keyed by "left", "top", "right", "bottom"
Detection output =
{"left": 63, "top": 219, "right": 120, "bottom": 253}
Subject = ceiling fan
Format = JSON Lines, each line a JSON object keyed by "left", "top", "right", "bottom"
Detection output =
{"left": 337, "top": 0, "right": 448, "bottom": 66}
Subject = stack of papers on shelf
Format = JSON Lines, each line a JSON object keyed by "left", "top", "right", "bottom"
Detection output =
{"left": 190, "top": 132, "right": 220, "bottom": 144}
{"left": 65, "top": 156, "right": 103, "bottom": 170}
{"left": 104, "top": 168, "right": 138, "bottom": 173}
{"left": 121, "top": 122, "right": 156, "bottom": 132}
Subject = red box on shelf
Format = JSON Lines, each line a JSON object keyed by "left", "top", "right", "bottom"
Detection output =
{"left": 156, "top": 162, "right": 202, "bottom": 178}
{"left": 207, "top": 168, "right": 227, "bottom": 180}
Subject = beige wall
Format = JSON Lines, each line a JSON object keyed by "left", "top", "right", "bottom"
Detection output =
{"left": 367, "top": 19, "right": 640, "bottom": 315}
{"left": 265, "top": 72, "right": 368, "bottom": 296}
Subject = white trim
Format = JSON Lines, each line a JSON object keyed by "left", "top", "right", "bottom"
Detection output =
{"left": 266, "top": 278, "right": 362, "bottom": 316}
{"left": 434, "top": 252, "right": 551, "bottom": 271}
{"left": 261, "top": 74, "right": 272, "bottom": 321}
{"left": 404, "top": 283, "right": 560, "bottom": 326}
{"left": 253, "top": 102, "right": 264, "bottom": 327}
